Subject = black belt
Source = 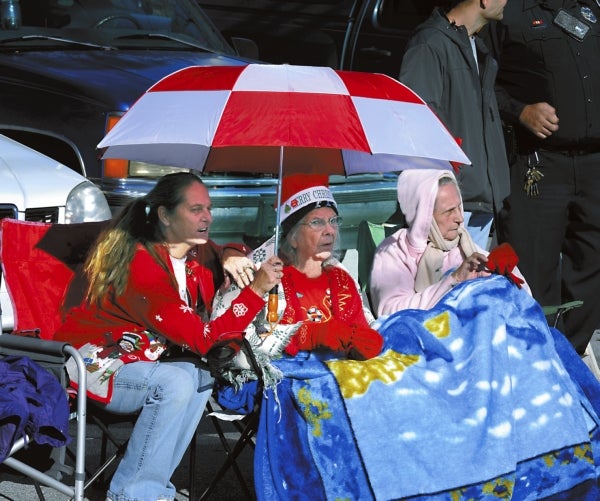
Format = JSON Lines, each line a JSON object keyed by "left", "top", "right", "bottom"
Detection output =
{"left": 542, "top": 146, "right": 600, "bottom": 156}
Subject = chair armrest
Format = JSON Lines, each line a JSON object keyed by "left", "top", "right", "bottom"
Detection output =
{"left": 0, "top": 334, "right": 71, "bottom": 359}
{"left": 542, "top": 300, "right": 584, "bottom": 317}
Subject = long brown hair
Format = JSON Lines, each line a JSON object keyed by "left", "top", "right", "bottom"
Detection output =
{"left": 85, "top": 172, "right": 204, "bottom": 304}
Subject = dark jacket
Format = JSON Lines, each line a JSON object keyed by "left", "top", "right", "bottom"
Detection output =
{"left": 0, "top": 355, "right": 70, "bottom": 462}
{"left": 400, "top": 7, "right": 510, "bottom": 214}
{"left": 486, "top": 0, "right": 600, "bottom": 153}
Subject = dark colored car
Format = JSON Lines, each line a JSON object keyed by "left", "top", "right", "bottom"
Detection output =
{"left": 199, "top": 0, "right": 442, "bottom": 79}
{"left": 0, "top": 0, "right": 399, "bottom": 250}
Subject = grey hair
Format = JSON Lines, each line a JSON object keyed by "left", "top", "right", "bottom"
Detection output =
{"left": 439, "top": 175, "right": 457, "bottom": 188}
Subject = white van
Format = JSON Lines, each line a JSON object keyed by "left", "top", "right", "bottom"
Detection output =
{"left": 0, "top": 134, "right": 111, "bottom": 331}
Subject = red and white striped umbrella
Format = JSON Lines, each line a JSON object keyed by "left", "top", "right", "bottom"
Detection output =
{"left": 98, "top": 63, "right": 469, "bottom": 249}
{"left": 98, "top": 63, "right": 469, "bottom": 176}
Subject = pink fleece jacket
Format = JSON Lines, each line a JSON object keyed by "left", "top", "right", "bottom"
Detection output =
{"left": 370, "top": 170, "right": 528, "bottom": 317}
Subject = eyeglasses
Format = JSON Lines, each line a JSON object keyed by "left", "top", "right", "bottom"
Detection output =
{"left": 300, "top": 216, "right": 343, "bottom": 230}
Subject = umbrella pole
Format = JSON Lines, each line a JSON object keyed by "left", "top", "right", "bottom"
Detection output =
{"left": 267, "top": 146, "right": 284, "bottom": 326}
{"left": 274, "top": 145, "right": 283, "bottom": 251}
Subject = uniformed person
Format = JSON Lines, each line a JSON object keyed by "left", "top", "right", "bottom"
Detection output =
{"left": 486, "top": 0, "right": 600, "bottom": 353}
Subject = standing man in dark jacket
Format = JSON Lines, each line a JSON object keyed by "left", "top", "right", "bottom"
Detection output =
{"left": 399, "top": 0, "right": 510, "bottom": 250}
{"left": 486, "top": 0, "right": 600, "bottom": 354}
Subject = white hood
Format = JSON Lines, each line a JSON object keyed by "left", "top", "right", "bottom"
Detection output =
{"left": 397, "top": 168, "right": 462, "bottom": 252}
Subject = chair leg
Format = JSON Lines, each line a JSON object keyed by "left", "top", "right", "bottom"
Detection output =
{"left": 33, "top": 481, "right": 46, "bottom": 501}
{"left": 214, "top": 417, "right": 252, "bottom": 493}
{"left": 83, "top": 439, "right": 128, "bottom": 491}
{"left": 85, "top": 416, "right": 125, "bottom": 488}
{"left": 197, "top": 413, "right": 257, "bottom": 501}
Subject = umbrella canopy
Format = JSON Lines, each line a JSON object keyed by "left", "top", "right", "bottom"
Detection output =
{"left": 97, "top": 63, "right": 469, "bottom": 176}
{"left": 98, "top": 63, "right": 470, "bottom": 252}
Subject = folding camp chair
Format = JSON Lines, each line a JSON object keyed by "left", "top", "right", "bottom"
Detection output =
{"left": 0, "top": 334, "right": 87, "bottom": 501}
{"left": 0, "top": 218, "right": 121, "bottom": 497}
{"left": 0, "top": 218, "right": 201, "bottom": 498}
{"left": 541, "top": 300, "right": 597, "bottom": 380}
{"left": 357, "top": 219, "right": 403, "bottom": 313}
{"left": 0, "top": 220, "right": 88, "bottom": 501}
{"left": 197, "top": 336, "right": 264, "bottom": 500}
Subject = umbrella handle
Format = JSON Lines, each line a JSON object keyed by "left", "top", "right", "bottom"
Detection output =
{"left": 267, "top": 286, "right": 279, "bottom": 324}
{"left": 268, "top": 146, "right": 284, "bottom": 326}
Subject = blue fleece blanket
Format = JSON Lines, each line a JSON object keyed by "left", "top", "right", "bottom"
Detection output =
{"left": 254, "top": 275, "right": 600, "bottom": 500}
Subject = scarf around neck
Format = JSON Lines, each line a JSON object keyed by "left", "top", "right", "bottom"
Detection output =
{"left": 414, "top": 220, "right": 477, "bottom": 293}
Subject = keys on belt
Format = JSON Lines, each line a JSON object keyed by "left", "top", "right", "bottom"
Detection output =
{"left": 524, "top": 151, "right": 544, "bottom": 198}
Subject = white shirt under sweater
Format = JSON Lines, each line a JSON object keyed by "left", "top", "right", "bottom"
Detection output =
{"left": 170, "top": 255, "right": 188, "bottom": 305}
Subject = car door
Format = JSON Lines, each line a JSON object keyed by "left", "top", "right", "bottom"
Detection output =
{"left": 342, "top": 0, "right": 437, "bottom": 77}
{"left": 200, "top": 0, "right": 358, "bottom": 68}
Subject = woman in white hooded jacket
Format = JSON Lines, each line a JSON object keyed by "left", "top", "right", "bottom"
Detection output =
{"left": 370, "top": 169, "right": 529, "bottom": 317}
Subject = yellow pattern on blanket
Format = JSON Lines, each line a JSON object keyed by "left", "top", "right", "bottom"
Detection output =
{"left": 327, "top": 351, "right": 419, "bottom": 399}
{"left": 424, "top": 311, "right": 451, "bottom": 338}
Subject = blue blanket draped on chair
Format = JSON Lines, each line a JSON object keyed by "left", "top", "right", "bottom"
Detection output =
{"left": 254, "top": 275, "right": 600, "bottom": 500}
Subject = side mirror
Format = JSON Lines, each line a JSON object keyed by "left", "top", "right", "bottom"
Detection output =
{"left": 231, "top": 36, "right": 260, "bottom": 60}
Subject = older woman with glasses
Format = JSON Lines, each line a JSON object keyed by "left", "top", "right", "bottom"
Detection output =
{"left": 207, "top": 173, "right": 382, "bottom": 388}
{"left": 269, "top": 173, "right": 383, "bottom": 360}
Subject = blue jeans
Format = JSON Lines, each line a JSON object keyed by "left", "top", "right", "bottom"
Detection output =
{"left": 463, "top": 211, "right": 493, "bottom": 251}
{"left": 104, "top": 358, "right": 213, "bottom": 501}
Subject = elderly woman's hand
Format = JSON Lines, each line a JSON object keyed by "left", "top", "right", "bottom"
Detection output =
{"left": 451, "top": 252, "right": 490, "bottom": 284}
{"left": 248, "top": 256, "right": 283, "bottom": 296}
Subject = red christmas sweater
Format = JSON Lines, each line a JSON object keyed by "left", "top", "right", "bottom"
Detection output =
{"left": 281, "top": 265, "right": 382, "bottom": 359}
{"left": 55, "top": 242, "right": 264, "bottom": 355}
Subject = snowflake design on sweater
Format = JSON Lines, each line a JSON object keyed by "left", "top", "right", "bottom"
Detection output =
{"left": 180, "top": 304, "right": 194, "bottom": 314}
{"left": 232, "top": 302, "right": 248, "bottom": 317}
{"left": 155, "top": 314, "right": 163, "bottom": 322}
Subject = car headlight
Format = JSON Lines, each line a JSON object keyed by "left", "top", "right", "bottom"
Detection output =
{"left": 129, "top": 161, "right": 189, "bottom": 177}
{"left": 65, "top": 181, "right": 112, "bottom": 223}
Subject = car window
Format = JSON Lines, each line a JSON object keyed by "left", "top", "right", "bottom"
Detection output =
{"left": 275, "top": 0, "right": 343, "bottom": 3}
{"left": 9, "top": 0, "right": 235, "bottom": 54}
{"left": 374, "top": 0, "right": 442, "bottom": 31}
